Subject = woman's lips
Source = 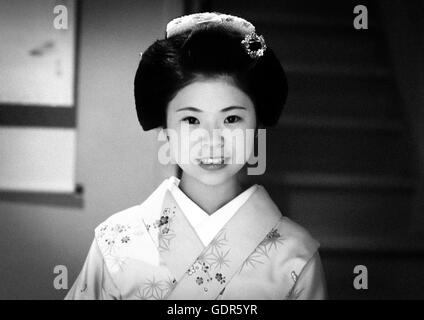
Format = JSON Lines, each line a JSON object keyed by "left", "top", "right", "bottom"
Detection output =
{"left": 199, "top": 158, "right": 225, "bottom": 165}
{"left": 197, "top": 157, "right": 229, "bottom": 170}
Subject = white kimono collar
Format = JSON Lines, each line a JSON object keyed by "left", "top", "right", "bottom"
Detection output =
{"left": 166, "top": 176, "right": 258, "bottom": 246}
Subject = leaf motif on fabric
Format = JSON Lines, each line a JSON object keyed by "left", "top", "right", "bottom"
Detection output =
{"left": 207, "top": 229, "right": 228, "bottom": 252}
{"left": 208, "top": 248, "right": 231, "bottom": 270}
{"left": 260, "top": 228, "right": 285, "bottom": 251}
{"left": 136, "top": 277, "right": 166, "bottom": 300}
{"left": 158, "top": 230, "right": 176, "bottom": 252}
{"left": 104, "top": 255, "right": 128, "bottom": 272}
{"left": 163, "top": 277, "right": 178, "bottom": 292}
{"left": 239, "top": 227, "right": 285, "bottom": 272}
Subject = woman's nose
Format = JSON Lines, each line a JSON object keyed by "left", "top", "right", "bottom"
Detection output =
{"left": 201, "top": 126, "right": 224, "bottom": 149}
{"left": 210, "top": 129, "right": 224, "bottom": 148}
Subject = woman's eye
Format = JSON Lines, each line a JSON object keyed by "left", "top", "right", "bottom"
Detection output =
{"left": 224, "top": 115, "right": 241, "bottom": 124}
{"left": 182, "top": 116, "right": 199, "bottom": 125}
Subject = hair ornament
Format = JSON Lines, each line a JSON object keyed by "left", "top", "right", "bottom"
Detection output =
{"left": 166, "top": 12, "right": 256, "bottom": 38}
{"left": 242, "top": 32, "right": 267, "bottom": 58}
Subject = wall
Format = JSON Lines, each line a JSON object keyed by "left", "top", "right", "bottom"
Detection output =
{"left": 0, "top": 0, "right": 183, "bottom": 299}
{"left": 378, "top": 0, "right": 424, "bottom": 234}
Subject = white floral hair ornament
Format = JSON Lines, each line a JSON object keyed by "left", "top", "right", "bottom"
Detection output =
{"left": 241, "top": 32, "right": 267, "bottom": 58}
{"left": 166, "top": 12, "right": 267, "bottom": 59}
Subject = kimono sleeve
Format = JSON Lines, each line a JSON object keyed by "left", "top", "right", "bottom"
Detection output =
{"left": 64, "top": 239, "right": 120, "bottom": 300}
{"left": 288, "top": 251, "right": 327, "bottom": 300}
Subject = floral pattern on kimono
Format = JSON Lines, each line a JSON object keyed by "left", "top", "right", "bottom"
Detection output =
{"left": 65, "top": 177, "right": 327, "bottom": 300}
{"left": 183, "top": 229, "right": 231, "bottom": 293}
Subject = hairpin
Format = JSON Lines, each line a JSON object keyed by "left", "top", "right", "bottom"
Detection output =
{"left": 241, "top": 32, "right": 267, "bottom": 58}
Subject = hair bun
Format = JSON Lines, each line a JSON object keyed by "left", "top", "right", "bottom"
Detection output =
{"left": 166, "top": 12, "right": 255, "bottom": 38}
{"left": 180, "top": 26, "right": 254, "bottom": 72}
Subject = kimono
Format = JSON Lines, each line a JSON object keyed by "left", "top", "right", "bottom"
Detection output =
{"left": 65, "top": 176, "right": 327, "bottom": 300}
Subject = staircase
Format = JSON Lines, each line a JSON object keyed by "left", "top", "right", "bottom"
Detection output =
{"left": 193, "top": 0, "right": 424, "bottom": 299}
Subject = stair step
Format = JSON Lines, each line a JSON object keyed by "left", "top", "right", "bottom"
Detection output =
{"left": 283, "top": 68, "right": 400, "bottom": 119}
{"left": 211, "top": 0, "right": 380, "bottom": 20}
{"left": 264, "top": 126, "right": 414, "bottom": 175}
{"left": 257, "top": 177, "right": 415, "bottom": 237}
{"left": 284, "top": 63, "right": 390, "bottom": 78}
{"left": 319, "top": 234, "right": 424, "bottom": 253}
{"left": 252, "top": 172, "right": 416, "bottom": 191}
{"left": 211, "top": 1, "right": 382, "bottom": 32}
{"left": 258, "top": 23, "right": 385, "bottom": 67}
{"left": 321, "top": 250, "right": 424, "bottom": 299}
{"left": 279, "top": 115, "right": 405, "bottom": 132}
{"left": 232, "top": 11, "right": 354, "bottom": 29}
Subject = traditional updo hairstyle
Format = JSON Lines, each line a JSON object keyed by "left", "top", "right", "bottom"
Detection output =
{"left": 134, "top": 13, "right": 288, "bottom": 131}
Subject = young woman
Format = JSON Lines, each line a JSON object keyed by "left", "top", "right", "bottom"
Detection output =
{"left": 66, "top": 12, "right": 327, "bottom": 300}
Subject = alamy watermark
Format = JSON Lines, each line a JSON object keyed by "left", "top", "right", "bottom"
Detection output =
{"left": 353, "top": 5, "right": 368, "bottom": 30}
{"left": 53, "top": 265, "right": 68, "bottom": 290}
{"left": 53, "top": 5, "right": 68, "bottom": 30}
{"left": 157, "top": 124, "right": 267, "bottom": 175}
{"left": 353, "top": 265, "right": 368, "bottom": 290}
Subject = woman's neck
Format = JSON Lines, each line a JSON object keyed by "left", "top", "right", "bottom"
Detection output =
{"left": 179, "top": 173, "right": 243, "bottom": 215}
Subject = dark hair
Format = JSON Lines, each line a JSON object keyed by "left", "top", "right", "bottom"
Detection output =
{"left": 134, "top": 24, "right": 288, "bottom": 131}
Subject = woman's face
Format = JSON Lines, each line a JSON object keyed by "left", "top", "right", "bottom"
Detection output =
{"left": 166, "top": 77, "right": 257, "bottom": 186}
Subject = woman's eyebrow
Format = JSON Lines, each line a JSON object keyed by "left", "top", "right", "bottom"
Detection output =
{"left": 220, "top": 106, "right": 247, "bottom": 112}
{"left": 176, "top": 106, "right": 202, "bottom": 112}
{"left": 176, "top": 106, "right": 247, "bottom": 112}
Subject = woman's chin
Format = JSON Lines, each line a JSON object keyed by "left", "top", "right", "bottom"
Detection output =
{"left": 182, "top": 164, "right": 243, "bottom": 187}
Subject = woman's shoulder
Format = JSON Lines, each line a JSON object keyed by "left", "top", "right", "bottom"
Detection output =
{"left": 275, "top": 215, "right": 321, "bottom": 259}
{"left": 261, "top": 216, "right": 321, "bottom": 282}
{"left": 256, "top": 185, "right": 320, "bottom": 256}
